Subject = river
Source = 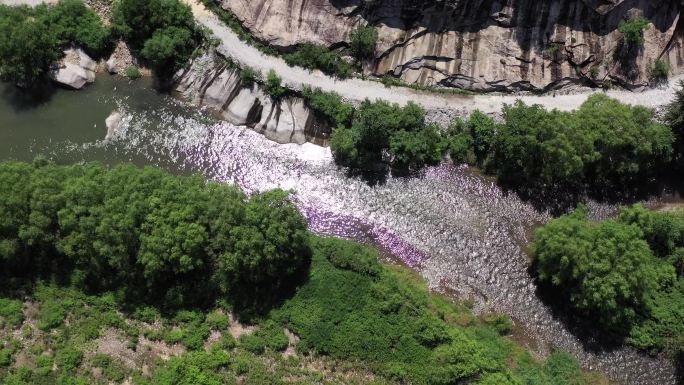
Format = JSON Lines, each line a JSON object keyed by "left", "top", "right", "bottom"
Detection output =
{"left": 0, "top": 75, "right": 677, "bottom": 385}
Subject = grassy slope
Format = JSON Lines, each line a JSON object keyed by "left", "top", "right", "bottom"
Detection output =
{"left": 0, "top": 237, "right": 606, "bottom": 385}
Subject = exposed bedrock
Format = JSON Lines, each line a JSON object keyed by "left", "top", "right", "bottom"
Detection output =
{"left": 219, "top": 0, "right": 684, "bottom": 92}
{"left": 174, "top": 51, "right": 331, "bottom": 144}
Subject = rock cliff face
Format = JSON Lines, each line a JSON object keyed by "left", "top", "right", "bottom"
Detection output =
{"left": 220, "top": 0, "right": 684, "bottom": 92}
{"left": 175, "top": 51, "right": 331, "bottom": 144}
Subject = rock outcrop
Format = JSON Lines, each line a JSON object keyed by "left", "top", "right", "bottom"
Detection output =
{"left": 219, "top": 0, "right": 684, "bottom": 92}
{"left": 50, "top": 48, "right": 97, "bottom": 89}
{"left": 174, "top": 51, "right": 331, "bottom": 144}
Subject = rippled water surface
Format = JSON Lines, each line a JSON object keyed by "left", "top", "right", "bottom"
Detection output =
{"left": 0, "top": 77, "right": 677, "bottom": 385}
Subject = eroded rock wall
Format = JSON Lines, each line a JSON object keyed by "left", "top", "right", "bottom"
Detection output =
{"left": 220, "top": 0, "right": 684, "bottom": 92}
{"left": 175, "top": 51, "right": 331, "bottom": 144}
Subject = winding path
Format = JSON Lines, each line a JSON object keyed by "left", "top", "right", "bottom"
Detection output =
{"left": 182, "top": 0, "right": 683, "bottom": 113}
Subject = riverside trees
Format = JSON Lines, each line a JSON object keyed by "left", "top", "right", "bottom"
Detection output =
{"left": 0, "top": 161, "right": 310, "bottom": 310}
{"left": 0, "top": 1, "right": 109, "bottom": 85}
{"left": 533, "top": 205, "right": 684, "bottom": 358}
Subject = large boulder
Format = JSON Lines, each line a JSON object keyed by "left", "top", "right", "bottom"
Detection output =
{"left": 50, "top": 48, "right": 96, "bottom": 89}
{"left": 50, "top": 63, "right": 91, "bottom": 89}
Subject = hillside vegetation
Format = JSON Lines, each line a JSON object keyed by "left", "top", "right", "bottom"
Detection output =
{"left": 0, "top": 160, "right": 605, "bottom": 385}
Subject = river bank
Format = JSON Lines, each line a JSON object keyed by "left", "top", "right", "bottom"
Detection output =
{"left": 0, "top": 76, "right": 679, "bottom": 385}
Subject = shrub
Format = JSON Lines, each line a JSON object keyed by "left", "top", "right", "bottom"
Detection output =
{"left": 0, "top": 5, "right": 60, "bottom": 85}
{"left": 350, "top": 25, "right": 378, "bottom": 61}
{"left": 649, "top": 59, "right": 669, "bottom": 82}
{"left": 301, "top": 86, "right": 354, "bottom": 128}
{"left": 125, "top": 66, "right": 141, "bottom": 79}
{"left": 239, "top": 66, "right": 260, "bottom": 87}
{"left": 37, "top": 301, "right": 66, "bottom": 331}
{"left": 255, "top": 321, "right": 289, "bottom": 352}
{"left": 205, "top": 312, "right": 229, "bottom": 330}
{"left": 56, "top": 347, "right": 83, "bottom": 372}
{"left": 264, "top": 69, "right": 286, "bottom": 99}
{"left": 284, "top": 44, "right": 353, "bottom": 78}
{"left": 0, "top": 349, "right": 12, "bottom": 367}
{"left": 588, "top": 64, "right": 599, "bottom": 79}
{"left": 112, "top": 0, "right": 197, "bottom": 74}
{"left": 239, "top": 334, "right": 266, "bottom": 354}
{"left": 0, "top": 298, "right": 24, "bottom": 329}
{"left": 618, "top": 17, "right": 650, "bottom": 48}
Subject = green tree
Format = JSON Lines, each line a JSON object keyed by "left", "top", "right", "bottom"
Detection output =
{"left": 534, "top": 206, "right": 674, "bottom": 331}
{"left": 140, "top": 26, "right": 195, "bottom": 72}
{"left": 264, "top": 70, "right": 286, "bottom": 99}
{"left": 618, "top": 17, "right": 650, "bottom": 49}
{"left": 350, "top": 25, "right": 378, "bottom": 61}
{"left": 0, "top": 6, "right": 59, "bottom": 85}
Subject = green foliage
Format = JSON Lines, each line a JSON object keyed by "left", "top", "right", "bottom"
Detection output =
{"left": 588, "top": 65, "right": 599, "bottom": 79}
{"left": 0, "top": 162, "right": 310, "bottom": 311}
{"left": 301, "top": 86, "right": 354, "bottom": 128}
{"left": 126, "top": 66, "right": 142, "bottom": 79}
{"left": 140, "top": 26, "right": 195, "bottom": 71}
{"left": 618, "top": 17, "right": 650, "bottom": 48}
{"left": 649, "top": 59, "right": 669, "bottom": 82}
{"left": 238, "top": 334, "right": 266, "bottom": 355}
{"left": 665, "top": 81, "right": 684, "bottom": 168}
{"left": 350, "top": 25, "right": 378, "bottom": 61}
{"left": 151, "top": 350, "right": 229, "bottom": 385}
{"left": 205, "top": 312, "right": 229, "bottom": 330}
{"left": 0, "top": 299, "right": 24, "bottom": 329}
{"left": 112, "top": 0, "right": 197, "bottom": 74}
{"left": 330, "top": 99, "right": 444, "bottom": 173}
{"left": 533, "top": 205, "right": 683, "bottom": 356}
{"left": 56, "top": 347, "right": 83, "bottom": 372}
{"left": 318, "top": 237, "right": 381, "bottom": 277}
{"left": 284, "top": 44, "right": 353, "bottom": 78}
{"left": 42, "top": 0, "right": 111, "bottom": 55}
{"left": 37, "top": 301, "right": 67, "bottom": 331}
{"left": 0, "top": 5, "right": 60, "bottom": 85}
{"left": 239, "top": 66, "right": 260, "bottom": 88}
{"left": 481, "top": 94, "right": 673, "bottom": 204}
{"left": 264, "top": 70, "right": 286, "bottom": 100}
{"left": 0, "top": 1, "right": 110, "bottom": 85}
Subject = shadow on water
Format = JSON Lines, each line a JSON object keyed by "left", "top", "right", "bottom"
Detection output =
{"left": 0, "top": 81, "right": 57, "bottom": 111}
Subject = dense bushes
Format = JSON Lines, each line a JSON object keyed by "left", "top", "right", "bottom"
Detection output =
{"left": 0, "top": 1, "right": 109, "bottom": 85}
{"left": 330, "top": 98, "right": 446, "bottom": 174}
{"left": 284, "top": 44, "right": 353, "bottom": 78}
{"left": 618, "top": 17, "right": 650, "bottom": 49}
{"left": 452, "top": 94, "right": 673, "bottom": 207}
{"left": 350, "top": 25, "right": 378, "bottom": 61}
{"left": 0, "top": 161, "right": 310, "bottom": 309}
{"left": 272, "top": 237, "right": 594, "bottom": 385}
{"left": 533, "top": 205, "right": 683, "bottom": 357}
{"left": 112, "top": 0, "right": 198, "bottom": 75}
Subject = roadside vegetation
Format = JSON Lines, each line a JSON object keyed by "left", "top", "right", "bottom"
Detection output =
{"left": 304, "top": 85, "right": 674, "bottom": 210}
{"left": 532, "top": 204, "right": 684, "bottom": 361}
{"left": 0, "top": 0, "right": 110, "bottom": 85}
{"left": 0, "top": 160, "right": 605, "bottom": 385}
{"left": 112, "top": 0, "right": 200, "bottom": 77}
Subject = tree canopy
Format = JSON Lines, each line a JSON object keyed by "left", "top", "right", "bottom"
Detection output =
{"left": 112, "top": 0, "right": 198, "bottom": 75}
{"left": 0, "top": 161, "right": 310, "bottom": 310}
{"left": 0, "top": 1, "right": 109, "bottom": 85}
{"left": 533, "top": 204, "right": 683, "bottom": 357}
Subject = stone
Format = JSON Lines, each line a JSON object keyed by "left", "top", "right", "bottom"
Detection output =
{"left": 221, "top": 0, "right": 684, "bottom": 92}
{"left": 50, "top": 48, "right": 97, "bottom": 89}
{"left": 175, "top": 51, "right": 330, "bottom": 144}
{"left": 105, "top": 111, "right": 123, "bottom": 140}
